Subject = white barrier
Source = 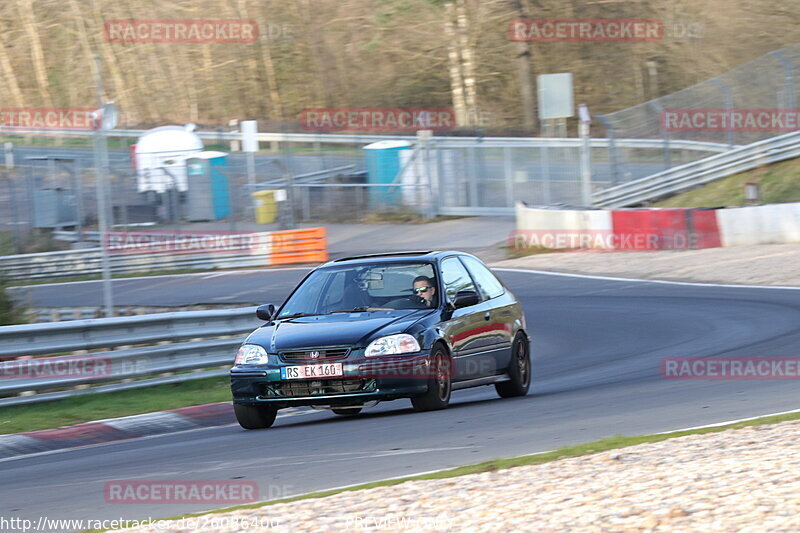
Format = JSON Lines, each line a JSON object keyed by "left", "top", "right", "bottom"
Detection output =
{"left": 716, "top": 203, "right": 800, "bottom": 247}
{"left": 516, "top": 201, "right": 800, "bottom": 250}
{"left": 514, "top": 203, "right": 613, "bottom": 249}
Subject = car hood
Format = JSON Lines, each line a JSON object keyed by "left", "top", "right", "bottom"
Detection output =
{"left": 245, "top": 309, "right": 432, "bottom": 351}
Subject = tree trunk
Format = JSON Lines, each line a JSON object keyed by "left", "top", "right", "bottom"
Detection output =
{"left": 17, "top": 0, "right": 52, "bottom": 106}
{"left": 455, "top": 0, "right": 478, "bottom": 127}
{"left": 253, "top": 0, "right": 284, "bottom": 120}
{"left": 444, "top": 2, "right": 467, "bottom": 127}
{"left": 509, "top": 0, "right": 536, "bottom": 133}
{"left": 0, "top": 41, "right": 26, "bottom": 107}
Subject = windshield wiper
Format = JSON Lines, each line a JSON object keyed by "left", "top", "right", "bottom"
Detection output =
{"left": 277, "top": 312, "right": 318, "bottom": 320}
{"left": 328, "top": 307, "right": 391, "bottom": 314}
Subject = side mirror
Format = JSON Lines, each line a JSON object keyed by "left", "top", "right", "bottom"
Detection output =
{"left": 452, "top": 290, "right": 480, "bottom": 309}
{"left": 256, "top": 303, "right": 276, "bottom": 321}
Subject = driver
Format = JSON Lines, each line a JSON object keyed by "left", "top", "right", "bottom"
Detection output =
{"left": 412, "top": 276, "right": 437, "bottom": 308}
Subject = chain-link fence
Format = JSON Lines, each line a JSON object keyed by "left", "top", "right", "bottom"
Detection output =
{"left": 598, "top": 44, "right": 800, "bottom": 150}
{"left": 0, "top": 130, "right": 731, "bottom": 252}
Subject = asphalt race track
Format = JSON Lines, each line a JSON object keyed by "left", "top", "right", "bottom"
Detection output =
{"left": 3, "top": 269, "right": 800, "bottom": 526}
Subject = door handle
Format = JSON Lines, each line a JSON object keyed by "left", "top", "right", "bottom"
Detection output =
{"left": 484, "top": 312, "right": 491, "bottom": 321}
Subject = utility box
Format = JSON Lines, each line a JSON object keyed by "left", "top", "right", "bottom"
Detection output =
{"left": 33, "top": 189, "right": 77, "bottom": 228}
{"left": 363, "top": 140, "right": 412, "bottom": 206}
{"left": 252, "top": 190, "right": 278, "bottom": 224}
{"left": 185, "top": 151, "right": 230, "bottom": 221}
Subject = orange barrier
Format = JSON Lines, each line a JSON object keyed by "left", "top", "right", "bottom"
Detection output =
{"left": 269, "top": 227, "right": 329, "bottom": 265}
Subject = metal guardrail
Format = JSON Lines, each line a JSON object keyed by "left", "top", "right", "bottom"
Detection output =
{"left": 0, "top": 307, "right": 256, "bottom": 357}
{"left": 0, "top": 126, "right": 734, "bottom": 152}
{"left": 593, "top": 131, "right": 800, "bottom": 207}
{"left": 0, "top": 307, "right": 258, "bottom": 406}
{"left": 0, "top": 247, "right": 271, "bottom": 280}
{"left": 4, "top": 228, "right": 326, "bottom": 280}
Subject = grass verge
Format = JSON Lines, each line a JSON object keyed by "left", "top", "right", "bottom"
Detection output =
{"left": 655, "top": 156, "right": 800, "bottom": 207}
{"left": 0, "top": 376, "right": 230, "bottom": 435}
{"left": 85, "top": 408, "right": 800, "bottom": 531}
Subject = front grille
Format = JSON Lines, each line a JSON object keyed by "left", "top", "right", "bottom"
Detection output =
{"left": 279, "top": 347, "right": 350, "bottom": 362}
{"left": 263, "top": 379, "right": 376, "bottom": 398}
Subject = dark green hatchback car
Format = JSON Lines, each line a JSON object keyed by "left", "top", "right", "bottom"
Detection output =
{"left": 230, "top": 251, "right": 531, "bottom": 429}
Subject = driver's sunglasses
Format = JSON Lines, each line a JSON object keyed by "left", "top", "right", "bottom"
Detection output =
{"left": 413, "top": 286, "right": 432, "bottom": 294}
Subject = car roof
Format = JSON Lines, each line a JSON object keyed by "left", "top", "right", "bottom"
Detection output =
{"left": 320, "top": 250, "right": 470, "bottom": 268}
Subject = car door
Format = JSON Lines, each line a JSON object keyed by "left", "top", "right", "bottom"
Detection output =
{"left": 458, "top": 255, "right": 515, "bottom": 374}
{"left": 438, "top": 256, "right": 488, "bottom": 381}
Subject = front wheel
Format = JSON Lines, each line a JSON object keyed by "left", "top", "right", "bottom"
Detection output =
{"left": 411, "top": 348, "right": 451, "bottom": 412}
{"left": 234, "top": 403, "right": 278, "bottom": 429}
{"left": 495, "top": 334, "right": 531, "bottom": 398}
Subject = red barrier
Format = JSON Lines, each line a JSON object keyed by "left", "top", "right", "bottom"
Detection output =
{"left": 611, "top": 209, "right": 721, "bottom": 250}
{"left": 688, "top": 209, "right": 722, "bottom": 249}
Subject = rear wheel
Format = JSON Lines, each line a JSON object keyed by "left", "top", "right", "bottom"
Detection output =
{"left": 234, "top": 403, "right": 278, "bottom": 429}
{"left": 495, "top": 334, "right": 531, "bottom": 398}
{"left": 411, "top": 347, "right": 451, "bottom": 412}
{"left": 332, "top": 407, "right": 362, "bottom": 416}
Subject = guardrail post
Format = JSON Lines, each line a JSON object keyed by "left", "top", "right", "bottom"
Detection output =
{"left": 434, "top": 142, "right": 445, "bottom": 216}
{"left": 579, "top": 122, "right": 593, "bottom": 206}
{"left": 540, "top": 145, "right": 552, "bottom": 204}
{"left": 468, "top": 145, "right": 479, "bottom": 207}
{"left": 648, "top": 101, "right": 672, "bottom": 171}
{"left": 770, "top": 50, "right": 797, "bottom": 111}
{"left": 595, "top": 115, "right": 621, "bottom": 185}
{"left": 710, "top": 77, "right": 735, "bottom": 148}
{"left": 503, "top": 147, "right": 515, "bottom": 208}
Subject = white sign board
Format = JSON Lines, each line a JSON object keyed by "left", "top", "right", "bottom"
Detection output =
{"left": 538, "top": 73, "right": 574, "bottom": 120}
{"left": 241, "top": 120, "right": 258, "bottom": 153}
{"left": 90, "top": 102, "right": 119, "bottom": 131}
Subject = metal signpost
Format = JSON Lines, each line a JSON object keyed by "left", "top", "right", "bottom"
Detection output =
{"left": 241, "top": 120, "right": 259, "bottom": 219}
{"left": 578, "top": 103, "right": 593, "bottom": 207}
{"left": 93, "top": 54, "right": 117, "bottom": 317}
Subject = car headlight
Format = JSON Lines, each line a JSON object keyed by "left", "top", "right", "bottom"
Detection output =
{"left": 235, "top": 344, "right": 270, "bottom": 365}
{"left": 365, "top": 334, "right": 421, "bottom": 357}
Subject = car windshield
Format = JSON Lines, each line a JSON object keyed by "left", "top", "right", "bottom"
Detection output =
{"left": 277, "top": 262, "right": 437, "bottom": 318}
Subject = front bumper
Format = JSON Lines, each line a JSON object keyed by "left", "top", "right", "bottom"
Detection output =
{"left": 230, "top": 352, "right": 432, "bottom": 408}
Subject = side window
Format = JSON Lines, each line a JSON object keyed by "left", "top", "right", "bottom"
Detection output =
{"left": 440, "top": 257, "right": 477, "bottom": 302}
{"left": 460, "top": 256, "right": 505, "bottom": 300}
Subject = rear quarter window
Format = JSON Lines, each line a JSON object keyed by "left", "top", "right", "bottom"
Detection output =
{"left": 459, "top": 255, "right": 505, "bottom": 300}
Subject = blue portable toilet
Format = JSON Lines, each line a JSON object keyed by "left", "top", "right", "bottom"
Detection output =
{"left": 363, "top": 140, "right": 412, "bottom": 205}
{"left": 186, "top": 151, "right": 230, "bottom": 221}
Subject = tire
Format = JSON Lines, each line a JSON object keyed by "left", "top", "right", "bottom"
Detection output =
{"left": 495, "top": 334, "right": 531, "bottom": 398}
{"left": 411, "top": 347, "right": 451, "bottom": 412}
{"left": 332, "top": 407, "right": 362, "bottom": 416}
{"left": 234, "top": 403, "right": 278, "bottom": 429}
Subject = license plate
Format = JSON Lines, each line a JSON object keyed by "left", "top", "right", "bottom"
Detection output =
{"left": 280, "top": 363, "right": 343, "bottom": 380}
